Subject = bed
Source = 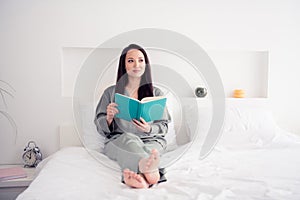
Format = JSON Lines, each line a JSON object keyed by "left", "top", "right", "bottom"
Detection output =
{"left": 17, "top": 98, "right": 300, "bottom": 200}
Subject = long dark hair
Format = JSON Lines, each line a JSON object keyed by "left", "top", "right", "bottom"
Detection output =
{"left": 115, "top": 44, "right": 154, "bottom": 100}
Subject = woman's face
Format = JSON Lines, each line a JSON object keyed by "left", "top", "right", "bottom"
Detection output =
{"left": 125, "top": 49, "right": 146, "bottom": 79}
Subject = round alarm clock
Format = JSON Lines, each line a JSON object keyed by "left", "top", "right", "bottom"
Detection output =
{"left": 22, "top": 141, "right": 42, "bottom": 167}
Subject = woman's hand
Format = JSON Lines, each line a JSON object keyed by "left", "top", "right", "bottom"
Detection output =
{"left": 132, "top": 118, "right": 152, "bottom": 133}
{"left": 106, "top": 103, "right": 118, "bottom": 126}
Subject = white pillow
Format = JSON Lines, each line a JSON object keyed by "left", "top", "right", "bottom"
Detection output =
{"left": 166, "top": 97, "right": 193, "bottom": 147}
{"left": 179, "top": 98, "right": 212, "bottom": 145}
{"left": 219, "top": 98, "right": 277, "bottom": 149}
{"left": 164, "top": 114, "right": 177, "bottom": 151}
{"left": 224, "top": 98, "right": 276, "bottom": 132}
{"left": 79, "top": 104, "right": 105, "bottom": 152}
{"left": 164, "top": 92, "right": 179, "bottom": 151}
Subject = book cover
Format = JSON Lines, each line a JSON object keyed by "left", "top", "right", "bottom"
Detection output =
{"left": 0, "top": 166, "right": 27, "bottom": 181}
{"left": 114, "top": 93, "right": 167, "bottom": 122}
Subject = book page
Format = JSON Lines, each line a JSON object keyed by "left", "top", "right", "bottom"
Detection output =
{"left": 115, "top": 93, "right": 140, "bottom": 102}
{"left": 141, "top": 96, "right": 166, "bottom": 103}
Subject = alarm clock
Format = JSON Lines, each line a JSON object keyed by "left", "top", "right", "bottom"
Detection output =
{"left": 22, "top": 141, "right": 42, "bottom": 167}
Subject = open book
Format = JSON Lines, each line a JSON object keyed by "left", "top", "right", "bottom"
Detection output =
{"left": 114, "top": 93, "right": 167, "bottom": 122}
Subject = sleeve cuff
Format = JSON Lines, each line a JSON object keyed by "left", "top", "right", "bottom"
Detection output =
{"left": 149, "top": 124, "right": 159, "bottom": 135}
{"left": 99, "top": 116, "right": 111, "bottom": 133}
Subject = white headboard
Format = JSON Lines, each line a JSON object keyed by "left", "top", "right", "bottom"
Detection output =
{"left": 59, "top": 124, "right": 83, "bottom": 149}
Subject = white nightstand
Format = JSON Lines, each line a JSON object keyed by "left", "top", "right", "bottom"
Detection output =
{"left": 0, "top": 165, "right": 36, "bottom": 200}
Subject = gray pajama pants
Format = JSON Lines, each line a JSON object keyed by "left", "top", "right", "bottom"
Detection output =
{"left": 104, "top": 132, "right": 164, "bottom": 172}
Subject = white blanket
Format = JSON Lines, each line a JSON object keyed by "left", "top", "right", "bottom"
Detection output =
{"left": 17, "top": 127, "right": 300, "bottom": 200}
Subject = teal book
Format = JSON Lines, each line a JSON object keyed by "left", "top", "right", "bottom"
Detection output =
{"left": 114, "top": 93, "right": 167, "bottom": 122}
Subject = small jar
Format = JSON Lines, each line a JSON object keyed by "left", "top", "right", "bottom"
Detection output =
{"left": 233, "top": 89, "right": 245, "bottom": 98}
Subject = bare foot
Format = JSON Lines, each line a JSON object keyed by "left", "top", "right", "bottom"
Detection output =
{"left": 139, "top": 149, "right": 160, "bottom": 184}
{"left": 123, "top": 169, "right": 149, "bottom": 189}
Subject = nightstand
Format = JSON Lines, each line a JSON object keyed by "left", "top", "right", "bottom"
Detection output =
{"left": 0, "top": 165, "right": 36, "bottom": 200}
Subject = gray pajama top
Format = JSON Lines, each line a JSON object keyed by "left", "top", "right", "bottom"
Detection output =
{"left": 94, "top": 85, "right": 171, "bottom": 149}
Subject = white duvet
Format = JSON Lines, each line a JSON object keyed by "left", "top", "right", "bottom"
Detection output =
{"left": 17, "top": 127, "right": 300, "bottom": 200}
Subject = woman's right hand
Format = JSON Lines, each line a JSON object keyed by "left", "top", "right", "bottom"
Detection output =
{"left": 106, "top": 103, "right": 118, "bottom": 125}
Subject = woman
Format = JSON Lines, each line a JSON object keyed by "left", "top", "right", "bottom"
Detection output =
{"left": 94, "top": 44, "right": 170, "bottom": 188}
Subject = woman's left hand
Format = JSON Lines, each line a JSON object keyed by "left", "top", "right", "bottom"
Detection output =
{"left": 132, "top": 118, "right": 151, "bottom": 133}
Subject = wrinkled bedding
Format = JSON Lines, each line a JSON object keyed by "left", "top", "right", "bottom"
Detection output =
{"left": 17, "top": 127, "right": 300, "bottom": 200}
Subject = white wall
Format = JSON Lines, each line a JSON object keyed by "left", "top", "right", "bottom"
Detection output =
{"left": 0, "top": 0, "right": 299, "bottom": 164}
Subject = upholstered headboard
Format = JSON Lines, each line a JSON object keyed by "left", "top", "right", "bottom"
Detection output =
{"left": 59, "top": 124, "right": 83, "bottom": 149}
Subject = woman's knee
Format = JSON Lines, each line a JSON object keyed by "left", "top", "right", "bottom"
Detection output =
{"left": 120, "top": 133, "right": 144, "bottom": 145}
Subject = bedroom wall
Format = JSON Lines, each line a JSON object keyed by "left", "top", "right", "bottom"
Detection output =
{"left": 0, "top": 0, "right": 299, "bottom": 164}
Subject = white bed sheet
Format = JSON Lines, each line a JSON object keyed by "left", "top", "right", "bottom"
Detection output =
{"left": 17, "top": 128, "right": 300, "bottom": 200}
